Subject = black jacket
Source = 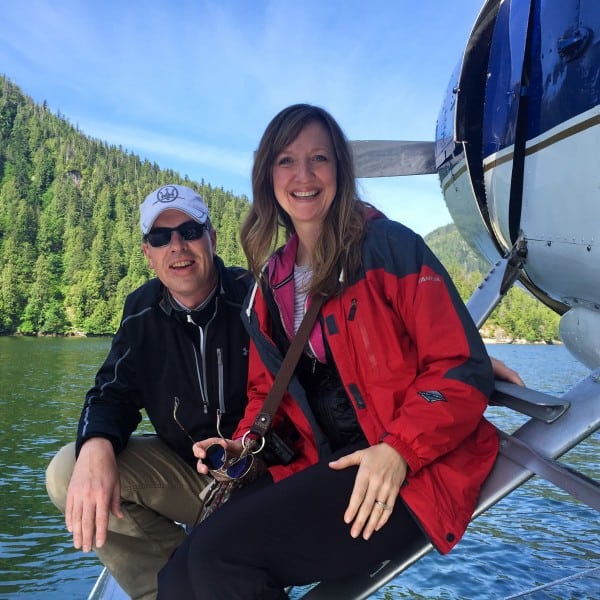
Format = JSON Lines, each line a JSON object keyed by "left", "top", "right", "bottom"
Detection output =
{"left": 76, "top": 257, "right": 250, "bottom": 467}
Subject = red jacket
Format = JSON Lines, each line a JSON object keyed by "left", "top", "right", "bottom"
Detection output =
{"left": 236, "top": 217, "right": 498, "bottom": 553}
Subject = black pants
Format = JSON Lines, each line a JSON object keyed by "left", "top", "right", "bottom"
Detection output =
{"left": 157, "top": 444, "right": 425, "bottom": 599}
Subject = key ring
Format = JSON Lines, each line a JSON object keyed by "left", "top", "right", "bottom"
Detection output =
{"left": 241, "top": 430, "right": 266, "bottom": 455}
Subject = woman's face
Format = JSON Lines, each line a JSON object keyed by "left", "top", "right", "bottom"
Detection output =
{"left": 271, "top": 120, "right": 337, "bottom": 233}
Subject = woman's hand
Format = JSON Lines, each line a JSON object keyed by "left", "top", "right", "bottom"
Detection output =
{"left": 491, "top": 357, "right": 525, "bottom": 386}
{"left": 193, "top": 437, "right": 243, "bottom": 475}
{"left": 329, "top": 443, "right": 407, "bottom": 541}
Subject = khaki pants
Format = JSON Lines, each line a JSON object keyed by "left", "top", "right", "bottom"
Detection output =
{"left": 46, "top": 436, "right": 212, "bottom": 600}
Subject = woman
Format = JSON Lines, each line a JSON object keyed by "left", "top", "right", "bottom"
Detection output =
{"left": 158, "top": 104, "right": 500, "bottom": 598}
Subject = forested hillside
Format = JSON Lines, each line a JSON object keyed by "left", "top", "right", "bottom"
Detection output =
{"left": 0, "top": 76, "right": 249, "bottom": 334}
{"left": 425, "top": 225, "right": 560, "bottom": 342}
{"left": 0, "top": 76, "right": 559, "bottom": 341}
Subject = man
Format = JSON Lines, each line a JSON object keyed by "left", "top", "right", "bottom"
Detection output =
{"left": 45, "top": 184, "right": 250, "bottom": 600}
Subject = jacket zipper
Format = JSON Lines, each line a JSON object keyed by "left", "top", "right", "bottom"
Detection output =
{"left": 187, "top": 315, "right": 209, "bottom": 414}
{"left": 186, "top": 295, "right": 224, "bottom": 415}
{"left": 217, "top": 347, "right": 225, "bottom": 413}
{"left": 348, "top": 298, "right": 357, "bottom": 321}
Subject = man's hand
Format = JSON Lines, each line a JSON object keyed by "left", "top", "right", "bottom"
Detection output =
{"left": 65, "top": 438, "right": 123, "bottom": 552}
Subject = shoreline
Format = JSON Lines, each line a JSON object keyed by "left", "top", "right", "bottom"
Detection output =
{"left": 1, "top": 333, "right": 563, "bottom": 345}
{"left": 482, "top": 338, "right": 562, "bottom": 345}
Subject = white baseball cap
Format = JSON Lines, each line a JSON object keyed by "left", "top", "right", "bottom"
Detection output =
{"left": 140, "top": 184, "right": 209, "bottom": 234}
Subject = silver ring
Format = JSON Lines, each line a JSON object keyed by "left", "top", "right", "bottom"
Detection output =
{"left": 241, "top": 430, "right": 266, "bottom": 454}
{"left": 375, "top": 500, "right": 392, "bottom": 511}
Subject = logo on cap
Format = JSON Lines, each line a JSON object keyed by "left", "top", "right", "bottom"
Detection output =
{"left": 154, "top": 185, "right": 180, "bottom": 205}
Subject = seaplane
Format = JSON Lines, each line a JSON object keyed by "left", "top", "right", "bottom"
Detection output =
{"left": 91, "top": 0, "right": 600, "bottom": 597}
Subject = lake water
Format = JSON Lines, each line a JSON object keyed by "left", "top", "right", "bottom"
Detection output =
{"left": 0, "top": 338, "right": 598, "bottom": 599}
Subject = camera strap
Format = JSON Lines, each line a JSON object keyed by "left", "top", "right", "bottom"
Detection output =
{"left": 249, "top": 294, "right": 326, "bottom": 439}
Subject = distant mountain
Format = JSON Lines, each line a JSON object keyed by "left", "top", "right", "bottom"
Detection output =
{"left": 0, "top": 75, "right": 559, "bottom": 341}
{"left": 424, "top": 223, "right": 559, "bottom": 343}
{"left": 425, "top": 223, "right": 489, "bottom": 274}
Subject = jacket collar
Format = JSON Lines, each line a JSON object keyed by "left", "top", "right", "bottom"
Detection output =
{"left": 268, "top": 234, "right": 299, "bottom": 289}
{"left": 158, "top": 256, "right": 228, "bottom": 317}
{"left": 260, "top": 234, "right": 326, "bottom": 363}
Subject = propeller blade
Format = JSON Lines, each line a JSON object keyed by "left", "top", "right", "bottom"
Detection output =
{"left": 350, "top": 140, "right": 436, "bottom": 177}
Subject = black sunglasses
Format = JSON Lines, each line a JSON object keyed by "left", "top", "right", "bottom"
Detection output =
{"left": 144, "top": 220, "right": 206, "bottom": 247}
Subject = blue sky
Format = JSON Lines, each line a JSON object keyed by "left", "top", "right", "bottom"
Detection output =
{"left": 1, "top": 0, "right": 485, "bottom": 236}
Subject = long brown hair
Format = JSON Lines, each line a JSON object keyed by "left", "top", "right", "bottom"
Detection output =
{"left": 240, "top": 104, "right": 368, "bottom": 296}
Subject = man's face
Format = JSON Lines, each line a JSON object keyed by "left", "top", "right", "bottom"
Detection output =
{"left": 142, "top": 209, "right": 218, "bottom": 308}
